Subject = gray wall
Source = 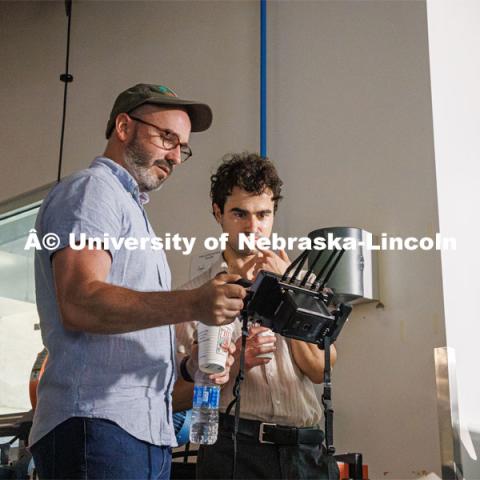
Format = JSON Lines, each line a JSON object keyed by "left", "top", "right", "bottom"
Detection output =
{"left": 267, "top": 2, "right": 445, "bottom": 477}
{"left": 1, "top": 1, "right": 448, "bottom": 477}
{"left": 0, "top": 0, "right": 261, "bottom": 282}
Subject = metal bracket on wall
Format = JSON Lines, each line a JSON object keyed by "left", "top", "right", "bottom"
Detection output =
{"left": 434, "top": 347, "right": 463, "bottom": 479}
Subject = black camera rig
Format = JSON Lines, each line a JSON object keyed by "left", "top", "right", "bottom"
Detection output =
{"left": 236, "top": 247, "right": 351, "bottom": 348}
{"left": 227, "top": 248, "right": 353, "bottom": 479}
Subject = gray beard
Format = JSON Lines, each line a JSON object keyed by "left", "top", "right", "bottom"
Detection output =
{"left": 124, "top": 138, "right": 164, "bottom": 192}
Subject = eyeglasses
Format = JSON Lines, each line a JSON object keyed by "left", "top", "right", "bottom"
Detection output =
{"left": 128, "top": 114, "right": 192, "bottom": 163}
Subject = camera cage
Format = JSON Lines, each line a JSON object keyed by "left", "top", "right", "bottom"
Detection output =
{"left": 237, "top": 248, "right": 352, "bottom": 348}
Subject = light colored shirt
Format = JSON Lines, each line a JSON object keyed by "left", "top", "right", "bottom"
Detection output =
{"left": 30, "top": 156, "right": 177, "bottom": 447}
{"left": 176, "top": 255, "right": 323, "bottom": 428}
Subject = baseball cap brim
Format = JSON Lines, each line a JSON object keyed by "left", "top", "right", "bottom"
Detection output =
{"left": 136, "top": 96, "right": 213, "bottom": 133}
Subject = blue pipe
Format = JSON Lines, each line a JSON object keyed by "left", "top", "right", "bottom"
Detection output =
{"left": 260, "top": 0, "right": 267, "bottom": 157}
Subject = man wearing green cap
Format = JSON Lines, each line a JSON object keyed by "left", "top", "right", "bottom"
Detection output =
{"left": 29, "top": 84, "right": 245, "bottom": 479}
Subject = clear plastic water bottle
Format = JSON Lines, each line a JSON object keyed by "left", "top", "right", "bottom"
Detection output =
{"left": 189, "top": 371, "right": 220, "bottom": 444}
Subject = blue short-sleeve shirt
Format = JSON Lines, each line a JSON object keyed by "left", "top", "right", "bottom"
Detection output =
{"left": 29, "top": 156, "right": 177, "bottom": 447}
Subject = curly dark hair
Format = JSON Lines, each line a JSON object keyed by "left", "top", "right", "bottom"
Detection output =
{"left": 210, "top": 152, "right": 283, "bottom": 215}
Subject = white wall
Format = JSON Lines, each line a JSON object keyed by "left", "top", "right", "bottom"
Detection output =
{"left": 427, "top": 0, "right": 480, "bottom": 476}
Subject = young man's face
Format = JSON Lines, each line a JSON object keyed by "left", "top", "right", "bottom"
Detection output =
{"left": 213, "top": 186, "right": 275, "bottom": 256}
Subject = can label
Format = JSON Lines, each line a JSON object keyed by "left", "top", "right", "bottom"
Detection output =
{"left": 217, "top": 327, "right": 231, "bottom": 354}
{"left": 193, "top": 385, "right": 220, "bottom": 409}
{"left": 197, "top": 324, "right": 233, "bottom": 374}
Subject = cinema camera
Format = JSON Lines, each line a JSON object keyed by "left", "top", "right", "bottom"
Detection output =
{"left": 236, "top": 247, "right": 352, "bottom": 348}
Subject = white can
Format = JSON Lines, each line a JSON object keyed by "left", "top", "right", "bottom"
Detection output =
{"left": 256, "top": 329, "right": 275, "bottom": 359}
{"left": 197, "top": 323, "right": 234, "bottom": 374}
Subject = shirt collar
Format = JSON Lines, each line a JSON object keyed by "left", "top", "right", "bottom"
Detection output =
{"left": 90, "top": 156, "right": 150, "bottom": 206}
{"left": 210, "top": 253, "right": 229, "bottom": 277}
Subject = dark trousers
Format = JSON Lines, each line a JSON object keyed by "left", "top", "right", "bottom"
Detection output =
{"left": 30, "top": 417, "right": 172, "bottom": 480}
{"left": 196, "top": 429, "right": 339, "bottom": 480}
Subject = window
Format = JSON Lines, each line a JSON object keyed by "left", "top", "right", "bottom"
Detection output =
{"left": 0, "top": 185, "right": 52, "bottom": 415}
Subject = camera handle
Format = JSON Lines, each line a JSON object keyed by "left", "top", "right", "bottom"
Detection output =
{"left": 321, "top": 334, "right": 336, "bottom": 455}
{"left": 225, "top": 311, "right": 249, "bottom": 480}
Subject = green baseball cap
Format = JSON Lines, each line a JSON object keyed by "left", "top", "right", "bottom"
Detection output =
{"left": 105, "top": 83, "right": 213, "bottom": 138}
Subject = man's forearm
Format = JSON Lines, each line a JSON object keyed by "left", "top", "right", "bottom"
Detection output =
{"left": 290, "top": 339, "right": 337, "bottom": 384}
{"left": 59, "top": 281, "right": 198, "bottom": 334}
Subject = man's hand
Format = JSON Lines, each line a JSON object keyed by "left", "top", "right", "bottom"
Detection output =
{"left": 252, "top": 249, "right": 290, "bottom": 278}
{"left": 185, "top": 342, "right": 236, "bottom": 385}
{"left": 232, "top": 325, "right": 277, "bottom": 373}
{"left": 192, "top": 273, "right": 246, "bottom": 326}
{"left": 209, "top": 342, "right": 236, "bottom": 385}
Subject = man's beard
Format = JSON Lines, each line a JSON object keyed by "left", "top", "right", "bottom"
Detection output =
{"left": 124, "top": 133, "right": 171, "bottom": 192}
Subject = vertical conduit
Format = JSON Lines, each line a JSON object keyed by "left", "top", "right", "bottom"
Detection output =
{"left": 260, "top": 0, "right": 267, "bottom": 157}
